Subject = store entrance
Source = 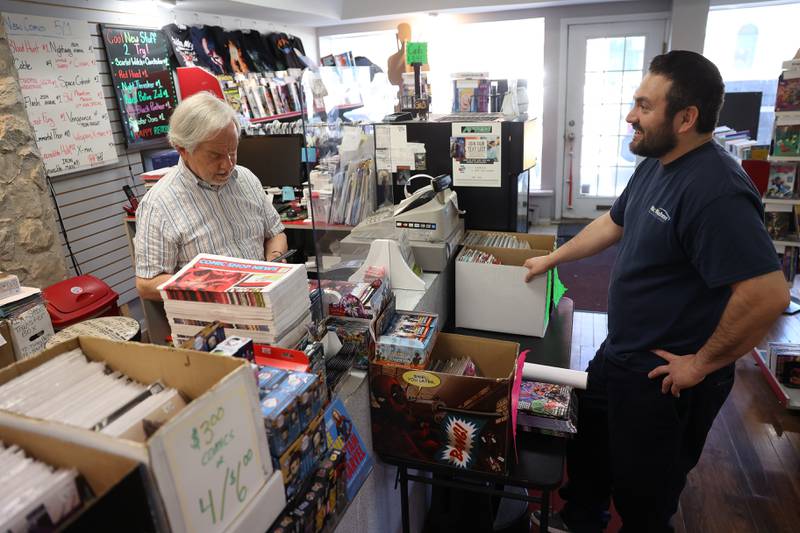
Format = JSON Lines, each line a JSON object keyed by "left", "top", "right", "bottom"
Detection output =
{"left": 562, "top": 19, "right": 667, "bottom": 220}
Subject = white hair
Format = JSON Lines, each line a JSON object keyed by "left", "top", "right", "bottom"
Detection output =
{"left": 167, "top": 91, "right": 238, "bottom": 153}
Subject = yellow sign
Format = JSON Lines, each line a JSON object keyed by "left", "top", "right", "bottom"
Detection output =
{"left": 402, "top": 370, "right": 440, "bottom": 388}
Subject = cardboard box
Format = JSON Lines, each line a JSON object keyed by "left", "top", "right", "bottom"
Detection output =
{"left": 8, "top": 303, "right": 54, "bottom": 360}
{"left": 0, "top": 422, "right": 153, "bottom": 531}
{"left": 456, "top": 232, "right": 556, "bottom": 337}
{"left": 225, "top": 470, "right": 285, "bottom": 533}
{"left": 0, "top": 336, "right": 271, "bottom": 533}
{"left": 0, "top": 320, "right": 15, "bottom": 369}
{"left": 369, "top": 333, "right": 519, "bottom": 474}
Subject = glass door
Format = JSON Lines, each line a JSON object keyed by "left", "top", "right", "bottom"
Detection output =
{"left": 563, "top": 20, "right": 667, "bottom": 219}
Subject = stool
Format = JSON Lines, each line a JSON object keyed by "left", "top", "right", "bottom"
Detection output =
{"left": 45, "top": 316, "right": 141, "bottom": 350}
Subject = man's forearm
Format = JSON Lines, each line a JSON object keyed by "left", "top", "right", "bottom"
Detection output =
{"left": 548, "top": 212, "right": 623, "bottom": 268}
{"left": 135, "top": 274, "right": 172, "bottom": 301}
{"left": 265, "top": 232, "right": 288, "bottom": 261}
{"left": 695, "top": 270, "right": 789, "bottom": 374}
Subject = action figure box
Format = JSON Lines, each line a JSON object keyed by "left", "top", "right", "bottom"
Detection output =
{"left": 262, "top": 384, "right": 302, "bottom": 457}
{"left": 375, "top": 311, "right": 438, "bottom": 369}
{"left": 210, "top": 335, "right": 254, "bottom": 361}
{"left": 319, "top": 278, "right": 389, "bottom": 320}
{"left": 278, "top": 371, "right": 323, "bottom": 427}
{"left": 456, "top": 232, "right": 556, "bottom": 337}
{"left": 179, "top": 320, "right": 225, "bottom": 351}
{"left": 369, "top": 333, "right": 519, "bottom": 474}
{"left": 277, "top": 412, "right": 328, "bottom": 498}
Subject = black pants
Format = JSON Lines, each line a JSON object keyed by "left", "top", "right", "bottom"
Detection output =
{"left": 561, "top": 344, "right": 735, "bottom": 533}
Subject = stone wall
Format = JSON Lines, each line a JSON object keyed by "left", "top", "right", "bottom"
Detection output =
{"left": 0, "top": 22, "right": 68, "bottom": 288}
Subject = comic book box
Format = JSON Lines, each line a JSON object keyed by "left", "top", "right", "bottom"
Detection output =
{"left": 368, "top": 333, "right": 519, "bottom": 474}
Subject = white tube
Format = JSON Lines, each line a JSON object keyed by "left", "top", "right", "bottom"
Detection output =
{"left": 522, "top": 362, "right": 588, "bottom": 389}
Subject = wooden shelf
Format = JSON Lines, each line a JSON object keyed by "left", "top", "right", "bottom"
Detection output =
{"left": 751, "top": 349, "right": 800, "bottom": 409}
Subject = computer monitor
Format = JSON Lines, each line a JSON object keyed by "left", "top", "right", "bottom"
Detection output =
{"left": 237, "top": 134, "right": 304, "bottom": 187}
{"left": 718, "top": 92, "right": 762, "bottom": 138}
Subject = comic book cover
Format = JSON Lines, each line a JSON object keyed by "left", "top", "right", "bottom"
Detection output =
{"left": 517, "top": 381, "right": 572, "bottom": 419}
{"left": 776, "top": 75, "right": 800, "bottom": 112}
{"left": 773, "top": 124, "right": 800, "bottom": 158}
{"left": 323, "top": 398, "right": 372, "bottom": 502}
{"left": 766, "top": 163, "right": 797, "bottom": 198}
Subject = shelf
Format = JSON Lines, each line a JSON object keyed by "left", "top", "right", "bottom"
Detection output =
{"left": 283, "top": 220, "right": 354, "bottom": 231}
{"left": 763, "top": 198, "right": 800, "bottom": 206}
{"left": 751, "top": 349, "right": 800, "bottom": 409}
{"left": 768, "top": 155, "right": 800, "bottom": 162}
{"left": 249, "top": 111, "right": 303, "bottom": 123}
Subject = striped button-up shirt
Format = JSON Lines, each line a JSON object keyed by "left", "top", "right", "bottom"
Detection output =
{"left": 134, "top": 158, "right": 284, "bottom": 278}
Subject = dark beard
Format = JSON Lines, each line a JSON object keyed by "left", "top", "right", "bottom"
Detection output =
{"left": 629, "top": 120, "right": 677, "bottom": 158}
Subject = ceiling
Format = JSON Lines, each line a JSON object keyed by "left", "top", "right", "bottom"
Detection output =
{"left": 172, "top": 0, "right": 629, "bottom": 27}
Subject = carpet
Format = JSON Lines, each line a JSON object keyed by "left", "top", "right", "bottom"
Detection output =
{"left": 556, "top": 224, "right": 617, "bottom": 313}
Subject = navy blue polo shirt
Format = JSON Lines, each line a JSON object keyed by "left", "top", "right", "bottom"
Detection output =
{"left": 606, "top": 140, "right": 780, "bottom": 369}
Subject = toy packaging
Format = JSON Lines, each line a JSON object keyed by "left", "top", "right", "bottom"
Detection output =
{"left": 210, "top": 335, "right": 254, "bottom": 361}
{"left": 277, "top": 412, "right": 328, "bottom": 498}
{"left": 261, "top": 385, "right": 301, "bottom": 457}
{"left": 319, "top": 278, "right": 389, "bottom": 320}
{"left": 375, "top": 311, "right": 438, "bottom": 369}
{"left": 323, "top": 398, "right": 372, "bottom": 502}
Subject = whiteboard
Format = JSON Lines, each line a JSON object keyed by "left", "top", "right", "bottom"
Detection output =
{"left": 3, "top": 13, "right": 118, "bottom": 176}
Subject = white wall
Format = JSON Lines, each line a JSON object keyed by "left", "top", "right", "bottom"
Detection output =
{"left": 338, "top": 0, "right": 633, "bottom": 21}
{"left": 319, "top": 0, "right": 670, "bottom": 217}
{"left": 669, "top": 0, "right": 710, "bottom": 52}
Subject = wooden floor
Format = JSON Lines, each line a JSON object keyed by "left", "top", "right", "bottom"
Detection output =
{"left": 568, "top": 311, "right": 800, "bottom": 533}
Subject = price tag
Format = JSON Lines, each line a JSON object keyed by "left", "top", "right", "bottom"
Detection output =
{"left": 163, "top": 376, "right": 266, "bottom": 533}
{"left": 406, "top": 42, "right": 428, "bottom": 65}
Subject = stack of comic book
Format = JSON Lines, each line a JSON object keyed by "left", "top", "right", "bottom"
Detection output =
{"left": 0, "top": 443, "right": 81, "bottom": 532}
{"left": 0, "top": 348, "right": 184, "bottom": 438}
{"left": 159, "top": 254, "right": 312, "bottom": 347}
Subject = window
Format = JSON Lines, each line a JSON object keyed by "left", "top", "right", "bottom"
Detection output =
{"left": 319, "top": 16, "right": 545, "bottom": 189}
{"left": 704, "top": 2, "right": 800, "bottom": 143}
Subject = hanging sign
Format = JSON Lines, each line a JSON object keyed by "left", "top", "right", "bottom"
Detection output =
{"left": 3, "top": 13, "right": 117, "bottom": 175}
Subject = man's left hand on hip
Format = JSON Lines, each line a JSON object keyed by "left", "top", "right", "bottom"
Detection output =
{"left": 648, "top": 349, "right": 707, "bottom": 397}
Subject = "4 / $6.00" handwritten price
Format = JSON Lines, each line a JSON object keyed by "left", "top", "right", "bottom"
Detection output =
{"left": 198, "top": 448, "right": 255, "bottom": 525}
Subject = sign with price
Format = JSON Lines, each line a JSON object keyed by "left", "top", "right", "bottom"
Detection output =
{"left": 405, "top": 41, "right": 428, "bottom": 65}
{"left": 160, "top": 371, "right": 269, "bottom": 533}
{"left": 100, "top": 24, "right": 177, "bottom": 147}
{"left": 3, "top": 13, "right": 117, "bottom": 176}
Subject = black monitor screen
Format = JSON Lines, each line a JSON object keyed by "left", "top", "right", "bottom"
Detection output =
{"left": 237, "top": 134, "right": 303, "bottom": 187}
{"left": 718, "top": 92, "right": 762, "bottom": 137}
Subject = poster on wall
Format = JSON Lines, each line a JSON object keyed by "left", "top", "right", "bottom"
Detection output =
{"left": 100, "top": 25, "right": 177, "bottom": 148}
{"left": 450, "top": 122, "right": 502, "bottom": 187}
{"left": 3, "top": 13, "right": 118, "bottom": 176}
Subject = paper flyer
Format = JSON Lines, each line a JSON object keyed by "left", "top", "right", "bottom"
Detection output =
{"left": 450, "top": 122, "right": 502, "bottom": 187}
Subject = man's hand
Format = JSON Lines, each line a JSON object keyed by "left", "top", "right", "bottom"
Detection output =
{"left": 524, "top": 256, "right": 551, "bottom": 283}
{"left": 647, "top": 349, "right": 708, "bottom": 397}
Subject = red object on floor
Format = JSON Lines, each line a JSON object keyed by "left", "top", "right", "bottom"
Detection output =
{"left": 42, "top": 275, "right": 120, "bottom": 330}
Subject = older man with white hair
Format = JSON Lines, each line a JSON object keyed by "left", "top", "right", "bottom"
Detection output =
{"left": 134, "top": 91, "right": 287, "bottom": 301}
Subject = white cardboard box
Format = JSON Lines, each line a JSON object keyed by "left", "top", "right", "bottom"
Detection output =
{"left": 8, "top": 303, "right": 54, "bottom": 361}
{"left": 0, "top": 336, "right": 273, "bottom": 533}
{"left": 456, "top": 233, "right": 556, "bottom": 337}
